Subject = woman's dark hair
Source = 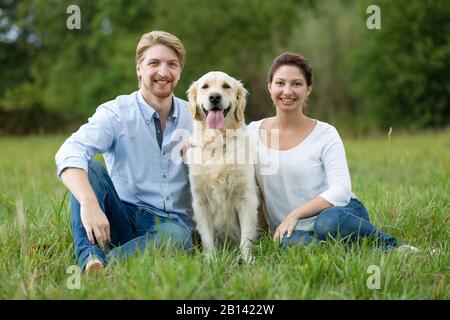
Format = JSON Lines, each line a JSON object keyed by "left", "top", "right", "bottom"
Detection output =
{"left": 267, "top": 52, "right": 313, "bottom": 86}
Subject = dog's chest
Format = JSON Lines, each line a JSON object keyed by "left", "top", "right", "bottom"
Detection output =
{"left": 191, "top": 166, "right": 246, "bottom": 235}
{"left": 192, "top": 165, "right": 247, "bottom": 196}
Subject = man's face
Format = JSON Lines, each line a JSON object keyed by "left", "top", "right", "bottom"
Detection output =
{"left": 136, "top": 44, "right": 182, "bottom": 98}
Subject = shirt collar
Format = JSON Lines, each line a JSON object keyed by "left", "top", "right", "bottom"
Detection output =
{"left": 136, "top": 91, "right": 179, "bottom": 121}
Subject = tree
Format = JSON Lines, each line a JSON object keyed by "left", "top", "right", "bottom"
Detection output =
{"left": 1, "top": 0, "right": 311, "bottom": 133}
{"left": 286, "top": 0, "right": 361, "bottom": 128}
{"left": 349, "top": 0, "right": 450, "bottom": 130}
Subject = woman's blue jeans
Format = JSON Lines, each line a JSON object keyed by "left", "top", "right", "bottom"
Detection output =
{"left": 281, "top": 198, "right": 399, "bottom": 250}
{"left": 69, "top": 160, "right": 193, "bottom": 270}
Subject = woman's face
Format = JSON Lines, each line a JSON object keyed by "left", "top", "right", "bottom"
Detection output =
{"left": 268, "top": 65, "right": 312, "bottom": 112}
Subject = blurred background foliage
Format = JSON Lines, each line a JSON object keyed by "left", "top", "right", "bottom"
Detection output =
{"left": 0, "top": 0, "right": 449, "bottom": 135}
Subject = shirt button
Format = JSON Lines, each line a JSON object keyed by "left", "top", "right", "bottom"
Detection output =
{"left": 162, "top": 151, "right": 166, "bottom": 156}
{"left": 165, "top": 196, "right": 169, "bottom": 201}
{"left": 146, "top": 120, "right": 150, "bottom": 125}
{"left": 163, "top": 174, "right": 167, "bottom": 179}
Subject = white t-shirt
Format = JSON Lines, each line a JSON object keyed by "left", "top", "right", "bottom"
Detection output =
{"left": 248, "top": 119, "right": 356, "bottom": 233}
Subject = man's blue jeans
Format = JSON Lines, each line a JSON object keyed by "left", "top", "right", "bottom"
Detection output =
{"left": 69, "top": 160, "right": 193, "bottom": 270}
{"left": 281, "top": 198, "right": 399, "bottom": 250}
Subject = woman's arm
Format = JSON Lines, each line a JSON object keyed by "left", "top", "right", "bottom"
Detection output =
{"left": 318, "top": 127, "right": 352, "bottom": 207}
{"left": 273, "top": 196, "right": 332, "bottom": 243}
{"left": 273, "top": 125, "right": 352, "bottom": 243}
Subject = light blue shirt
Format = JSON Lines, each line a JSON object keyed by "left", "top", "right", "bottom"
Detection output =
{"left": 55, "top": 91, "right": 195, "bottom": 231}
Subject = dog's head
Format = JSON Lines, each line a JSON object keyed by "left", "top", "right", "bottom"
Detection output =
{"left": 187, "top": 71, "right": 248, "bottom": 130}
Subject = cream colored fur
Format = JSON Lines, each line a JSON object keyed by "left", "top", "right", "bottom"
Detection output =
{"left": 186, "top": 71, "right": 260, "bottom": 263}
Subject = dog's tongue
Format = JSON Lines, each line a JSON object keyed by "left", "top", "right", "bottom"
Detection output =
{"left": 206, "top": 110, "right": 225, "bottom": 129}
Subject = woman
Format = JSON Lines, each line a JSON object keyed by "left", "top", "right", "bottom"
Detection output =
{"left": 248, "top": 52, "right": 418, "bottom": 251}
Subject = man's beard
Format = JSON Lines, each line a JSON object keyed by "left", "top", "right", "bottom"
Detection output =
{"left": 151, "top": 88, "right": 172, "bottom": 98}
{"left": 143, "top": 80, "right": 174, "bottom": 98}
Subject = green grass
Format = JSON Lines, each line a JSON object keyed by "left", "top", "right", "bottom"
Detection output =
{"left": 0, "top": 130, "right": 449, "bottom": 299}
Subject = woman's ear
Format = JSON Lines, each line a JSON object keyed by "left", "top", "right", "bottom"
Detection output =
{"left": 235, "top": 81, "right": 248, "bottom": 122}
{"left": 187, "top": 81, "right": 199, "bottom": 120}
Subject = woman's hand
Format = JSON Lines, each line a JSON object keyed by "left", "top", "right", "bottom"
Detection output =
{"left": 273, "top": 213, "right": 300, "bottom": 244}
{"left": 273, "top": 197, "right": 333, "bottom": 244}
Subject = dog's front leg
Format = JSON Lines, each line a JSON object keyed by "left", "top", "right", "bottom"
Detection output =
{"left": 237, "top": 198, "right": 259, "bottom": 264}
{"left": 193, "top": 200, "right": 216, "bottom": 261}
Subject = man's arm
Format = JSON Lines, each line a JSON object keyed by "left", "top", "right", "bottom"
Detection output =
{"left": 56, "top": 106, "right": 117, "bottom": 249}
{"left": 60, "top": 167, "right": 111, "bottom": 249}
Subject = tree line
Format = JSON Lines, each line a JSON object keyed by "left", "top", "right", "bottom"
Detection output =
{"left": 0, "top": 0, "right": 448, "bottom": 135}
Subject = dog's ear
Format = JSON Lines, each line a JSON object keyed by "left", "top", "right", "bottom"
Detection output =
{"left": 187, "top": 81, "right": 200, "bottom": 120}
{"left": 235, "top": 81, "right": 248, "bottom": 122}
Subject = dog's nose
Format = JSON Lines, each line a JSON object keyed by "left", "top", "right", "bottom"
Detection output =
{"left": 209, "top": 93, "right": 222, "bottom": 105}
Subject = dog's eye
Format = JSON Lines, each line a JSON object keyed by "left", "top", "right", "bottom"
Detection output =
{"left": 222, "top": 83, "right": 231, "bottom": 89}
{"left": 201, "top": 84, "right": 209, "bottom": 89}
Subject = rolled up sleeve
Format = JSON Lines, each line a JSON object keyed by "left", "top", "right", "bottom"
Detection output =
{"left": 318, "top": 130, "right": 352, "bottom": 207}
{"left": 55, "top": 106, "right": 117, "bottom": 177}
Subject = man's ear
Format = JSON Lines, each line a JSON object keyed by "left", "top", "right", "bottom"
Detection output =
{"left": 235, "top": 81, "right": 248, "bottom": 122}
{"left": 187, "top": 81, "right": 199, "bottom": 120}
{"left": 136, "top": 64, "right": 140, "bottom": 86}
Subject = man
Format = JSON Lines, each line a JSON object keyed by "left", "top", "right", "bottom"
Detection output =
{"left": 55, "top": 31, "right": 194, "bottom": 274}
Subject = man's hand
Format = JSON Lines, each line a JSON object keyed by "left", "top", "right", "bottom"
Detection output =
{"left": 60, "top": 167, "right": 112, "bottom": 249}
{"left": 273, "top": 214, "right": 300, "bottom": 244}
{"left": 80, "top": 201, "right": 111, "bottom": 249}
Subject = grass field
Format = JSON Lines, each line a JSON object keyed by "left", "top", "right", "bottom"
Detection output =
{"left": 0, "top": 129, "right": 449, "bottom": 299}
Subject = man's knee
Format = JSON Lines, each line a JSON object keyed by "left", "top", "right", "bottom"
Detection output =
{"left": 157, "top": 222, "right": 193, "bottom": 250}
{"left": 87, "top": 159, "right": 108, "bottom": 179}
{"left": 85, "top": 160, "right": 111, "bottom": 192}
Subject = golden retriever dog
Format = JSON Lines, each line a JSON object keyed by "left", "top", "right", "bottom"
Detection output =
{"left": 185, "top": 71, "right": 260, "bottom": 263}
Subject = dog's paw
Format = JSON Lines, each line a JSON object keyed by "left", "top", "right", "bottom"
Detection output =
{"left": 241, "top": 252, "right": 256, "bottom": 264}
{"left": 203, "top": 250, "right": 216, "bottom": 262}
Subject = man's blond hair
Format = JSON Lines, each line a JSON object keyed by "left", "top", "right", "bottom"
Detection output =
{"left": 135, "top": 31, "right": 186, "bottom": 87}
{"left": 136, "top": 30, "right": 186, "bottom": 67}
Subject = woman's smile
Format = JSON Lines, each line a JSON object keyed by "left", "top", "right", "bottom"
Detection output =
{"left": 279, "top": 96, "right": 297, "bottom": 106}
